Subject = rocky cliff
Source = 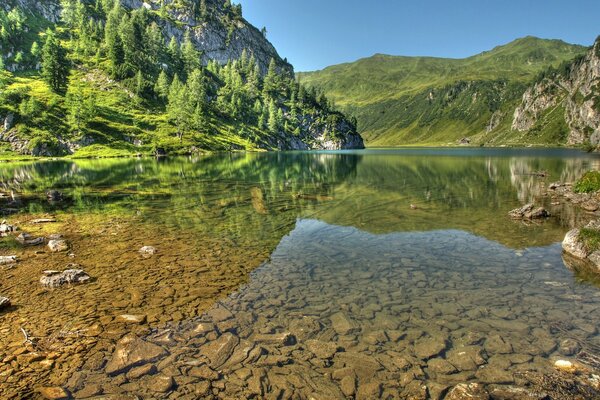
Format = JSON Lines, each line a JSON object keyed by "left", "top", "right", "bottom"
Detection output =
{"left": 0, "top": 0, "right": 363, "bottom": 155}
{"left": 512, "top": 37, "right": 600, "bottom": 146}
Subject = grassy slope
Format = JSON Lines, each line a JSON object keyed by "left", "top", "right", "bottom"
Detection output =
{"left": 298, "top": 37, "right": 587, "bottom": 146}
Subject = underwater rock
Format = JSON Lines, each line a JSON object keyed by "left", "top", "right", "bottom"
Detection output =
{"left": 38, "top": 386, "right": 69, "bottom": 400}
{"left": 105, "top": 335, "right": 168, "bottom": 376}
{"left": 40, "top": 269, "right": 90, "bottom": 288}
{"left": 198, "top": 332, "right": 240, "bottom": 369}
{"left": 446, "top": 383, "right": 490, "bottom": 400}
{"left": 508, "top": 204, "right": 550, "bottom": 220}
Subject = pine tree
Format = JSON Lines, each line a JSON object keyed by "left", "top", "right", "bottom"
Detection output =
{"left": 268, "top": 99, "right": 278, "bottom": 133}
{"left": 181, "top": 31, "right": 200, "bottom": 76}
{"left": 263, "top": 58, "right": 279, "bottom": 98}
{"left": 167, "top": 36, "right": 183, "bottom": 78}
{"left": 167, "top": 74, "right": 192, "bottom": 142}
{"left": 155, "top": 70, "right": 170, "bottom": 101}
{"left": 30, "top": 42, "right": 40, "bottom": 63}
{"left": 200, "top": 0, "right": 208, "bottom": 19}
{"left": 41, "top": 29, "right": 70, "bottom": 93}
{"left": 66, "top": 80, "right": 96, "bottom": 131}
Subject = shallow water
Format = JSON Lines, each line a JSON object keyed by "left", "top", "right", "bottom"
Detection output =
{"left": 1, "top": 148, "right": 600, "bottom": 399}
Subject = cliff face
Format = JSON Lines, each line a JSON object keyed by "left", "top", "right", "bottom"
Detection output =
{"left": 0, "top": 0, "right": 364, "bottom": 154}
{"left": 512, "top": 38, "right": 600, "bottom": 145}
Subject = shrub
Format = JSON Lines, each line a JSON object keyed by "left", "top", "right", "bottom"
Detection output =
{"left": 574, "top": 171, "right": 600, "bottom": 193}
{"left": 579, "top": 228, "right": 600, "bottom": 253}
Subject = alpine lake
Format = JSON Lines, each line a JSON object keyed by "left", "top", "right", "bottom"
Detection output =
{"left": 1, "top": 148, "right": 600, "bottom": 400}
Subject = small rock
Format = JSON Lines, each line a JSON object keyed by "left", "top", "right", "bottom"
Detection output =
{"left": 559, "top": 339, "right": 581, "bottom": 356}
{"left": 0, "top": 221, "right": 16, "bottom": 236}
{"left": 254, "top": 332, "right": 296, "bottom": 346}
{"left": 198, "top": 332, "right": 240, "bottom": 369}
{"left": 554, "top": 359, "right": 577, "bottom": 373}
{"left": 16, "top": 233, "right": 44, "bottom": 246}
{"left": 330, "top": 312, "right": 359, "bottom": 335}
{"left": 446, "top": 383, "right": 489, "bottom": 400}
{"left": 105, "top": 335, "right": 168, "bottom": 376}
{"left": 0, "top": 296, "right": 11, "bottom": 310}
{"left": 40, "top": 269, "right": 90, "bottom": 287}
{"left": 340, "top": 376, "right": 356, "bottom": 397}
{"left": 139, "top": 246, "right": 156, "bottom": 256}
{"left": 38, "top": 386, "right": 69, "bottom": 400}
{"left": 31, "top": 218, "right": 57, "bottom": 224}
{"left": 414, "top": 336, "right": 448, "bottom": 360}
{"left": 0, "top": 255, "right": 17, "bottom": 265}
{"left": 582, "top": 202, "right": 599, "bottom": 212}
{"left": 128, "top": 364, "right": 157, "bottom": 379}
{"left": 46, "top": 190, "right": 63, "bottom": 202}
{"left": 306, "top": 339, "right": 341, "bottom": 359}
{"left": 117, "top": 314, "right": 147, "bottom": 324}
{"left": 48, "top": 239, "right": 69, "bottom": 252}
{"left": 147, "top": 375, "right": 174, "bottom": 393}
{"left": 189, "top": 364, "right": 220, "bottom": 380}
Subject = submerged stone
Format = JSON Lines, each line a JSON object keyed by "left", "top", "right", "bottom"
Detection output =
{"left": 198, "top": 332, "right": 239, "bottom": 369}
{"left": 105, "top": 335, "right": 168, "bottom": 376}
{"left": 40, "top": 269, "right": 91, "bottom": 288}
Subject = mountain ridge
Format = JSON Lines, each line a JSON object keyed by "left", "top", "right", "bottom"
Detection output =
{"left": 298, "top": 36, "right": 592, "bottom": 147}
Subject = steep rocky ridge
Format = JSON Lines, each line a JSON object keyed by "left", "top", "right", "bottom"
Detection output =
{"left": 512, "top": 37, "right": 600, "bottom": 146}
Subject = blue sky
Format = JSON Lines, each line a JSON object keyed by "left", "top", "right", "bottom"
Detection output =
{"left": 236, "top": 0, "right": 600, "bottom": 72}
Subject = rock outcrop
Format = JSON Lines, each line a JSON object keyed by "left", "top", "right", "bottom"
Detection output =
{"left": 512, "top": 37, "right": 600, "bottom": 145}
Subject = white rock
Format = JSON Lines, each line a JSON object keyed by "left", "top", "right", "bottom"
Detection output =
{"left": 562, "top": 229, "right": 587, "bottom": 259}
{"left": 0, "top": 256, "right": 17, "bottom": 265}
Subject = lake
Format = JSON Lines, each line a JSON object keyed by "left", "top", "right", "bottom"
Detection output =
{"left": 1, "top": 148, "right": 600, "bottom": 399}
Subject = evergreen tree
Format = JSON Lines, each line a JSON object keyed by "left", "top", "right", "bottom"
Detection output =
{"left": 31, "top": 41, "right": 40, "bottom": 62}
{"left": 66, "top": 80, "right": 96, "bottom": 131}
{"left": 267, "top": 99, "right": 278, "bottom": 133}
{"left": 41, "top": 29, "right": 70, "bottom": 93}
{"left": 167, "top": 36, "right": 183, "bottom": 78}
{"left": 263, "top": 58, "right": 279, "bottom": 98}
{"left": 155, "top": 70, "right": 170, "bottom": 101}
{"left": 167, "top": 74, "right": 192, "bottom": 142}
{"left": 181, "top": 31, "right": 200, "bottom": 76}
{"left": 200, "top": 0, "right": 208, "bottom": 19}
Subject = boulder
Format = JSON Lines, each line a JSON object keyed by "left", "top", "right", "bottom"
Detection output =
{"left": 562, "top": 229, "right": 587, "bottom": 259}
{"left": 105, "top": 335, "right": 168, "bottom": 376}
{"left": 40, "top": 269, "right": 91, "bottom": 287}
{"left": 48, "top": 239, "right": 69, "bottom": 252}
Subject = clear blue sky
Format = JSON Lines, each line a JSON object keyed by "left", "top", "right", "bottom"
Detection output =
{"left": 237, "top": 0, "right": 600, "bottom": 72}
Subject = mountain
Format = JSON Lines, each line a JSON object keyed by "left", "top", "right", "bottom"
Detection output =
{"left": 297, "top": 37, "right": 589, "bottom": 146}
{"left": 508, "top": 38, "right": 600, "bottom": 147}
{"left": 0, "top": 0, "right": 363, "bottom": 158}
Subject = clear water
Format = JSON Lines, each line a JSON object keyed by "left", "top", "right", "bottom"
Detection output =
{"left": 1, "top": 148, "right": 600, "bottom": 399}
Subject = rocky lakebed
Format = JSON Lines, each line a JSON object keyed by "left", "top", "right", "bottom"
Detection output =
{"left": 1, "top": 150, "right": 600, "bottom": 399}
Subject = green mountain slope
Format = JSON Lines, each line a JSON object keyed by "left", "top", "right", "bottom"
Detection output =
{"left": 0, "top": 0, "right": 363, "bottom": 159}
{"left": 298, "top": 37, "right": 588, "bottom": 146}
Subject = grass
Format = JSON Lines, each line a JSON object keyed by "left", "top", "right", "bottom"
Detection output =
{"left": 574, "top": 171, "right": 600, "bottom": 193}
{"left": 298, "top": 36, "right": 588, "bottom": 146}
{"left": 579, "top": 228, "right": 600, "bottom": 253}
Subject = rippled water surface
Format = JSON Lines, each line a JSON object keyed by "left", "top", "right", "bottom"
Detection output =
{"left": 1, "top": 148, "right": 600, "bottom": 399}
